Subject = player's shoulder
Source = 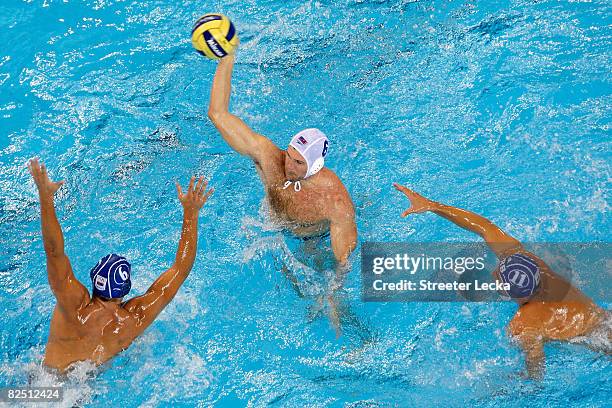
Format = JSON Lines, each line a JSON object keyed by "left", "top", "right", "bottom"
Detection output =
{"left": 318, "top": 169, "right": 355, "bottom": 217}
{"left": 319, "top": 167, "right": 346, "bottom": 189}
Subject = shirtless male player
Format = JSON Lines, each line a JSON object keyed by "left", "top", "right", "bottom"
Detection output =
{"left": 394, "top": 182, "right": 610, "bottom": 379}
{"left": 207, "top": 54, "right": 358, "bottom": 333}
{"left": 29, "top": 158, "right": 212, "bottom": 371}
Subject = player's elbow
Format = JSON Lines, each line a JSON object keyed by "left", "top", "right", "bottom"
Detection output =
{"left": 207, "top": 108, "right": 226, "bottom": 124}
{"left": 207, "top": 108, "right": 217, "bottom": 121}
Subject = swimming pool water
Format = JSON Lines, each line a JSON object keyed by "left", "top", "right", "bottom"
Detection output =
{"left": 0, "top": 0, "right": 610, "bottom": 406}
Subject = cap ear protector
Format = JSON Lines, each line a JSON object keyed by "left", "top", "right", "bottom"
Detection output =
{"left": 306, "top": 139, "right": 328, "bottom": 177}
{"left": 307, "top": 157, "right": 325, "bottom": 178}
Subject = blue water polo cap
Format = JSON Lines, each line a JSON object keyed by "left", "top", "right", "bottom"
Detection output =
{"left": 90, "top": 254, "right": 132, "bottom": 299}
{"left": 499, "top": 253, "right": 541, "bottom": 299}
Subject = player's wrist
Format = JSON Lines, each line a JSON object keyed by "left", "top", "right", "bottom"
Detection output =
{"left": 38, "top": 190, "right": 55, "bottom": 204}
{"left": 221, "top": 54, "right": 235, "bottom": 64}
{"left": 428, "top": 200, "right": 442, "bottom": 212}
{"left": 182, "top": 206, "right": 200, "bottom": 218}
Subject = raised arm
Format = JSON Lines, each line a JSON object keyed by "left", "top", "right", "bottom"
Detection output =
{"left": 207, "top": 54, "right": 277, "bottom": 161}
{"left": 125, "top": 176, "right": 212, "bottom": 328}
{"left": 393, "top": 183, "right": 521, "bottom": 258}
{"left": 28, "top": 158, "right": 89, "bottom": 314}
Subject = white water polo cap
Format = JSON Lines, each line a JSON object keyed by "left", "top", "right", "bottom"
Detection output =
{"left": 289, "top": 128, "right": 329, "bottom": 178}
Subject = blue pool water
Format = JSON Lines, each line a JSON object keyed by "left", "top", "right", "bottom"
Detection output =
{"left": 1, "top": 0, "right": 610, "bottom": 406}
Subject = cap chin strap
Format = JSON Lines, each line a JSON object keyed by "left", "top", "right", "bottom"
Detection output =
{"left": 283, "top": 180, "right": 301, "bottom": 192}
{"left": 284, "top": 157, "right": 325, "bottom": 191}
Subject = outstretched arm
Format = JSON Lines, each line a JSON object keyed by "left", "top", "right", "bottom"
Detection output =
{"left": 28, "top": 158, "right": 89, "bottom": 314}
{"left": 393, "top": 183, "right": 521, "bottom": 258}
{"left": 207, "top": 54, "right": 277, "bottom": 161}
{"left": 125, "top": 176, "right": 213, "bottom": 328}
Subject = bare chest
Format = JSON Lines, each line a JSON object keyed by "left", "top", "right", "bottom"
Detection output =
{"left": 256, "top": 155, "right": 337, "bottom": 235}
{"left": 267, "top": 182, "right": 328, "bottom": 224}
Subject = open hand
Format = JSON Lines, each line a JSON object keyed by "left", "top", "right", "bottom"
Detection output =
{"left": 176, "top": 176, "right": 213, "bottom": 212}
{"left": 28, "top": 158, "right": 65, "bottom": 198}
{"left": 393, "top": 182, "right": 436, "bottom": 217}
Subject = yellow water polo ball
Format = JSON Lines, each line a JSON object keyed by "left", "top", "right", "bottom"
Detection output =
{"left": 191, "top": 14, "right": 238, "bottom": 60}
